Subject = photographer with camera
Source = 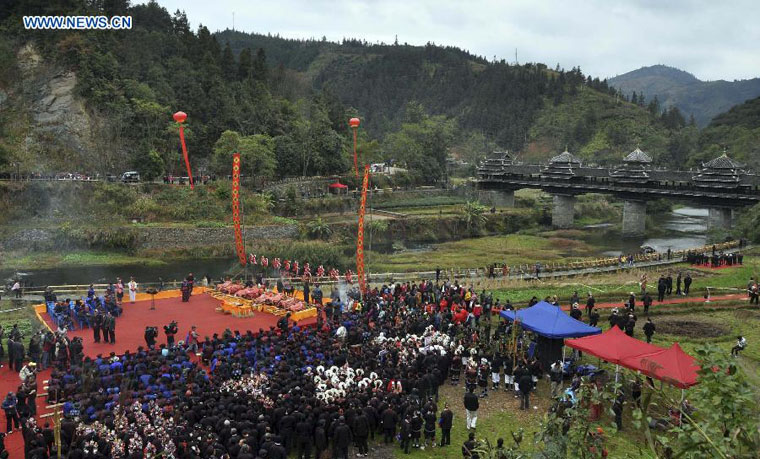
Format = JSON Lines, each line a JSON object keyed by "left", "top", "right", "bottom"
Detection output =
{"left": 145, "top": 326, "right": 158, "bottom": 349}
{"left": 164, "top": 321, "right": 178, "bottom": 347}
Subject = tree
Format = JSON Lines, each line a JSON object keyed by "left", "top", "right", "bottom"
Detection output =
{"left": 384, "top": 115, "right": 455, "bottom": 185}
{"left": 306, "top": 217, "right": 332, "bottom": 240}
{"left": 238, "top": 134, "right": 277, "bottom": 179}
{"left": 135, "top": 150, "right": 165, "bottom": 180}
{"left": 238, "top": 47, "right": 252, "bottom": 80}
{"left": 221, "top": 42, "right": 236, "bottom": 79}
{"left": 211, "top": 130, "right": 242, "bottom": 176}
{"left": 633, "top": 344, "right": 760, "bottom": 458}
{"left": 461, "top": 201, "right": 487, "bottom": 233}
{"left": 211, "top": 130, "right": 276, "bottom": 179}
{"left": 252, "top": 47, "right": 268, "bottom": 81}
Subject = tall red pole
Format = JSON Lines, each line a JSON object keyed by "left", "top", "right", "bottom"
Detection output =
{"left": 356, "top": 164, "right": 370, "bottom": 296}
{"left": 173, "top": 111, "right": 194, "bottom": 190}
{"left": 349, "top": 117, "right": 360, "bottom": 179}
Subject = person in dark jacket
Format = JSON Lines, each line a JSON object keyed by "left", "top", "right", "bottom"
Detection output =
{"left": 589, "top": 309, "right": 600, "bottom": 327}
{"left": 294, "top": 415, "right": 312, "bottom": 459}
{"left": 92, "top": 311, "right": 103, "bottom": 343}
{"left": 642, "top": 291, "right": 653, "bottom": 315}
{"left": 585, "top": 293, "right": 596, "bottom": 316}
{"left": 665, "top": 274, "right": 673, "bottom": 295}
{"left": 518, "top": 369, "right": 533, "bottom": 410}
{"left": 683, "top": 272, "right": 692, "bottom": 295}
{"left": 657, "top": 276, "right": 666, "bottom": 302}
{"left": 12, "top": 340, "right": 23, "bottom": 373}
{"left": 613, "top": 390, "right": 625, "bottom": 431}
{"left": 314, "top": 419, "right": 328, "bottom": 459}
{"left": 2, "top": 392, "right": 19, "bottom": 433}
{"left": 399, "top": 414, "right": 412, "bottom": 454}
{"left": 422, "top": 408, "right": 436, "bottom": 449}
{"left": 332, "top": 417, "right": 352, "bottom": 459}
{"left": 381, "top": 406, "right": 397, "bottom": 444}
{"left": 353, "top": 411, "right": 370, "bottom": 457}
{"left": 439, "top": 403, "right": 453, "bottom": 447}
{"left": 643, "top": 318, "right": 656, "bottom": 343}
{"left": 410, "top": 410, "right": 422, "bottom": 449}
{"left": 463, "top": 387, "right": 479, "bottom": 429}
{"left": 268, "top": 437, "right": 286, "bottom": 459}
{"left": 462, "top": 432, "right": 479, "bottom": 458}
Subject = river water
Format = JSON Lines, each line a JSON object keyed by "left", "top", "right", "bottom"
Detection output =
{"left": 592, "top": 207, "right": 708, "bottom": 257}
{"left": 2, "top": 258, "right": 240, "bottom": 289}
{"left": 2, "top": 208, "right": 710, "bottom": 288}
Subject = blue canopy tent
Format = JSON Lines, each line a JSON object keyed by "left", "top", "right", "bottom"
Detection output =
{"left": 500, "top": 301, "right": 601, "bottom": 371}
{"left": 499, "top": 301, "right": 602, "bottom": 338}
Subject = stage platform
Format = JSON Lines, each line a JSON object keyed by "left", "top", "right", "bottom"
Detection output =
{"left": 37, "top": 292, "right": 319, "bottom": 359}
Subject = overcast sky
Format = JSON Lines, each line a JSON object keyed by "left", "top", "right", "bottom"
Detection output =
{"left": 139, "top": 0, "right": 760, "bottom": 81}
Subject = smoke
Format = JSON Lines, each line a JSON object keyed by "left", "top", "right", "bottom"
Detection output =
{"left": 337, "top": 280, "right": 349, "bottom": 306}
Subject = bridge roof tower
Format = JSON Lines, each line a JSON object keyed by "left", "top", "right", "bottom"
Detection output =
{"left": 610, "top": 148, "right": 653, "bottom": 183}
{"left": 692, "top": 153, "right": 744, "bottom": 189}
{"left": 543, "top": 149, "right": 582, "bottom": 180}
{"left": 477, "top": 151, "right": 516, "bottom": 178}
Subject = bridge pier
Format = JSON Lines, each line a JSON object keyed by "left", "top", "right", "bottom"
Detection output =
{"left": 622, "top": 200, "right": 646, "bottom": 237}
{"left": 707, "top": 207, "right": 733, "bottom": 231}
{"left": 552, "top": 194, "right": 576, "bottom": 228}
{"left": 478, "top": 190, "right": 515, "bottom": 207}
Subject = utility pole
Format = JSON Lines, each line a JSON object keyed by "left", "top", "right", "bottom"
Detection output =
{"left": 232, "top": 12, "right": 235, "bottom": 31}
{"left": 515, "top": 48, "right": 518, "bottom": 65}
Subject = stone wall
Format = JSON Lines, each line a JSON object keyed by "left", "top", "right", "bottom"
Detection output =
{"left": 136, "top": 225, "right": 299, "bottom": 249}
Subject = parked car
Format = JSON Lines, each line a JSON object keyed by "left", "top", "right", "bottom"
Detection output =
{"left": 121, "top": 171, "right": 140, "bottom": 183}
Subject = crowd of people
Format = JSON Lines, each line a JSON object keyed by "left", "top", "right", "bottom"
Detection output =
{"left": 0, "top": 260, "right": 730, "bottom": 458}
{"left": 0, "top": 276, "right": 633, "bottom": 459}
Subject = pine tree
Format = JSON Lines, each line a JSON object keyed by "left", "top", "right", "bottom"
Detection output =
{"left": 221, "top": 42, "right": 236, "bottom": 79}
{"left": 238, "top": 47, "right": 252, "bottom": 80}
{"left": 252, "top": 48, "right": 268, "bottom": 81}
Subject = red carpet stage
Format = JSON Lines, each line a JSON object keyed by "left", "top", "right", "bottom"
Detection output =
{"left": 42, "top": 293, "right": 320, "bottom": 359}
{"left": 0, "top": 293, "right": 320, "bottom": 458}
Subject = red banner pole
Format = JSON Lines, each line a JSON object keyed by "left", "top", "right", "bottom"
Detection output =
{"left": 231, "top": 153, "right": 246, "bottom": 266}
{"left": 353, "top": 127, "right": 358, "bottom": 179}
{"left": 356, "top": 164, "right": 370, "bottom": 296}
{"left": 178, "top": 125, "right": 195, "bottom": 190}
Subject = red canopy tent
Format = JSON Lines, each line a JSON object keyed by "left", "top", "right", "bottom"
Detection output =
{"left": 328, "top": 182, "right": 349, "bottom": 194}
{"left": 565, "top": 326, "right": 665, "bottom": 366}
{"left": 621, "top": 343, "right": 700, "bottom": 389}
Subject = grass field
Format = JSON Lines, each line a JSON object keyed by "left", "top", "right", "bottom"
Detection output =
{"left": 368, "top": 234, "right": 599, "bottom": 273}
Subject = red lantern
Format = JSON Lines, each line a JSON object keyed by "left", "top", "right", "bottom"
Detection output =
{"left": 349, "top": 117, "right": 360, "bottom": 128}
{"left": 173, "top": 111, "right": 187, "bottom": 123}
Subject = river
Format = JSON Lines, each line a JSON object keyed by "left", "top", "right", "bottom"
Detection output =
{"left": 1, "top": 207, "right": 711, "bottom": 287}
{"left": 592, "top": 207, "right": 708, "bottom": 257}
{"left": 1, "top": 258, "right": 240, "bottom": 289}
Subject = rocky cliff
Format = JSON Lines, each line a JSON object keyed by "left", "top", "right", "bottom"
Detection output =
{"left": 5, "top": 43, "right": 95, "bottom": 170}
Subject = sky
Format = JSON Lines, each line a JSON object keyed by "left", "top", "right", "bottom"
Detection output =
{"left": 138, "top": 0, "right": 760, "bottom": 81}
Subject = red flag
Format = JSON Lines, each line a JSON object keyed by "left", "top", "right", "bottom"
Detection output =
{"left": 231, "top": 153, "right": 245, "bottom": 266}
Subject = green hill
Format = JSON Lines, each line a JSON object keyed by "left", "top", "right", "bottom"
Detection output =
{"left": 695, "top": 96, "right": 760, "bottom": 168}
{"left": 609, "top": 65, "right": 760, "bottom": 128}
{"left": 0, "top": 1, "right": 739, "bottom": 180}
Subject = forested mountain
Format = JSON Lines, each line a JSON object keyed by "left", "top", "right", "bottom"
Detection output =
{"left": 609, "top": 65, "right": 760, "bottom": 128}
{"left": 694, "top": 96, "right": 760, "bottom": 168}
{"left": 0, "top": 0, "right": 750, "bottom": 184}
